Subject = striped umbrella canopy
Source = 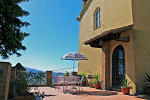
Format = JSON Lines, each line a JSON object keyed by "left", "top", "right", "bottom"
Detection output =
{"left": 61, "top": 52, "right": 88, "bottom": 71}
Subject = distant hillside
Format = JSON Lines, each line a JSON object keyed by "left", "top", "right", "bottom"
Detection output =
{"left": 12, "top": 66, "right": 65, "bottom": 84}
{"left": 24, "top": 67, "right": 45, "bottom": 72}
{"left": 24, "top": 67, "right": 64, "bottom": 84}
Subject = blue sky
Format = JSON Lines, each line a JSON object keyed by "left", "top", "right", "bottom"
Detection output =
{"left": 1, "top": 0, "right": 82, "bottom": 73}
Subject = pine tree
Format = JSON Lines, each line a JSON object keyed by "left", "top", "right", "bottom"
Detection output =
{"left": 0, "top": 0, "right": 30, "bottom": 59}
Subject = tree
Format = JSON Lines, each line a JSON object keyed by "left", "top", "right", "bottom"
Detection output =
{"left": 0, "top": 0, "right": 30, "bottom": 59}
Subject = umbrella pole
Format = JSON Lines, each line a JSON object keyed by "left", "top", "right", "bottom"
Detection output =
{"left": 73, "top": 59, "right": 75, "bottom": 72}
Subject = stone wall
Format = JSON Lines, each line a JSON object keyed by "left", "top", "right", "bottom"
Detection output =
{"left": 10, "top": 67, "right": 16, "bottom": 81}
{"left": 46, "top": 71, "right": 52, "bottom": 86}
{"left": 0, "top": 62, "right": 12, "bottom": 100}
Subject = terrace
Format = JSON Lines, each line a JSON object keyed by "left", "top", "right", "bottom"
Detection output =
{"left": 31, "top": 86, "right": 150, "bottom": 100}
{"left": 1, "top": 62, "right": 150, "bottom": 100}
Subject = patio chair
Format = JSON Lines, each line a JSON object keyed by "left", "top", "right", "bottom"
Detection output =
{"left": 76, "top": 76, "right": 84, "bottom": 91}
{"left": 55, "top": 75, "right": 66, "bottom": 92}
{"left": 66, "top": 76, "right": 77, "bottom": 92}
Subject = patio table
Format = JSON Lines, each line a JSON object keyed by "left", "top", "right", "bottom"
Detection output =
{"left": 58, "top": 75, "right": 80, "bottom": 92}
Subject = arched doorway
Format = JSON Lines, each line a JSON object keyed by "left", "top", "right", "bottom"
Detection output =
{"left": 112, "top": 45, "right": 125, "bottom": 88}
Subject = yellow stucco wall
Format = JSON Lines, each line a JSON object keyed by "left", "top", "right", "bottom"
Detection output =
{"left": 78, "top": 0, "right": 150, "bottom": 93}
{"left": 78, "top": 0, "right": 133, "bottom": 79}
{"left": 132, "top": 0, "right": 150, "bottom": 93}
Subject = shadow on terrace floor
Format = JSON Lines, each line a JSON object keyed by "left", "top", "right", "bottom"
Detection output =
{"left": 128, "top": 94, "right": 150, "bottom": 100}
{"left": 68, "top": 91, "right": 118, "bottom": 96}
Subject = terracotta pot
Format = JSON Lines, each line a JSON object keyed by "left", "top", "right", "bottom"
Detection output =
{"left": 94, "top": 83, "right": 101, "bottom": 89}
{"left": 121, "top": 87, "right": 130, "bottom": 95}
{"left": 82, "top": 81, "right": 85, "bottom": 86}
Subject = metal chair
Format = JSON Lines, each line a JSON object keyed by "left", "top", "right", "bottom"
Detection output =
{"left": 76, "top": 76, "right": 84, "bottom": 91}
{"left": 55, "top": 75, "right": 65, "bottom": 92}
{"left": 66, "top": 76, "right": 77, "bottom": 92}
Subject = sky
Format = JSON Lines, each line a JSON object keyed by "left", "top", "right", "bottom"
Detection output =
{"left": 1, "top": 0, "right": 83, "bottom": 73}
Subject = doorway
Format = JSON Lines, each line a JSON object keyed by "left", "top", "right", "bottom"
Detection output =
{"left": 112, "top": 45, "right": 125, "bottom": 88}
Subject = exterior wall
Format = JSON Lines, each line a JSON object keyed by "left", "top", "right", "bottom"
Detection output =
{"left": 78, "top": 0, "right": 133, "bottom": 77}
{"left": 109, "top": 29, "right": 136, "bottom": 93}
{"left": 132, "top": 0, "right": 150, "bottom": 93}
{"left": 0, "top": 62, "right": 12, "bottom": 100}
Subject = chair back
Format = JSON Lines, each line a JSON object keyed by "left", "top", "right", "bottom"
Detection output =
{"left": 67, "top": 76, "right": 77, "bottom": 83}
{"left": 55, "top": 75, "right": 64, "bottom": 83}
{"left": 55, "top": 75, "right": 59, "bottom": 83}
{"left": 80, "top": 76, "right": 85, "bottom": 82}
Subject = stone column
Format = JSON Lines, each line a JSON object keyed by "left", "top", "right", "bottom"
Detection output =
{"left": 101, "top": 42, "right": 110, "bottom": 90}
{"left": 72, "top": 71, "right": 77, "bottom": 76}
{"left": 0, "top": 62, "right": 12, "bottom": 100}
{"left": 46, "top": 71, "right": 52, "bottom": 86}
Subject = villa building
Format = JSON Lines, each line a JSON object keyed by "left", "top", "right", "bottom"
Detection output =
{"left": 77, "top": 0, "right": 150, "bottom": 93}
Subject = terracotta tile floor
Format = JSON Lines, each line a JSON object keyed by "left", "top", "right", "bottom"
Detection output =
{"left": 30, "top": 86, "right": 150, "bottom": 100}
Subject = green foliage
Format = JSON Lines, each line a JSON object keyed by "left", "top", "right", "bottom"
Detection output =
{"left": 144, "top": 72, "right": 150, "bottom": 82}
{"left": 93, "top": 73, "right": 101, "bottom": 84}
{"left": 81, "top": 72, "right": 86, "bottom": 77}
{"left": 0, "top": 0, "right": 30, "bottom": 59}
{"left": 143, "top": 72, "right": 150, "bottom": 90}
{"left": 28, "top": 71, "right": 46, "bottom": 85}
{"left": 63, "top": 71, "right": 70, "bottom": 76}
{"left": 121, "top": 79, "right": 131, "bottom": 88}
{"left": 9, "top": 71, "right": 46, "bottom": 95}
{"left": 11, "top": 71, "right": 29, "bottom": 95}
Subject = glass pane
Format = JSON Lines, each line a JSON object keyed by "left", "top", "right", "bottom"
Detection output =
{"left": 95, "top": 8, "right": 101, "bottom": 28}
{"left": 96, "top": 22, "right": 98, "bottom": 28}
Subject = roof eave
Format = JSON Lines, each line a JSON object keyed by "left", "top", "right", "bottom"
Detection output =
{"left": 83, "top": 24, "right": 134, "bottom": 45}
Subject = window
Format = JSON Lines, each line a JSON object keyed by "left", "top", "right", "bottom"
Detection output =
{"left": 94, "top": 8, "right": 100, "bottom": 29}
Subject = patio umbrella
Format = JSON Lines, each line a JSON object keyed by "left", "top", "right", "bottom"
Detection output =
{"left": 61, "top": 52, "right": 88, "bottom": 72}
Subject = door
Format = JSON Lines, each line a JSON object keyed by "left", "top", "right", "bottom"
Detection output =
{"left": 112, "top": 45, "right": 125, "bottom": 88}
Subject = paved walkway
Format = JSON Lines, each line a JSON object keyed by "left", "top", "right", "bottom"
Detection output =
{"left": 30, "top": 86, "right": 150, "bottom": 100}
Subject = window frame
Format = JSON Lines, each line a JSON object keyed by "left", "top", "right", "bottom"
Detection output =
{"left": 94, "top": 7, "right": 101, "bottom": 30}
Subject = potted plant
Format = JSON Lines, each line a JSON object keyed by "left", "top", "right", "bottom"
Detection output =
{"left": 121, "top": 79, "right": 131, "bottom": 95}
{"left": 143, "top": 72, "right": 150, "bottom": 93}
{"left": 63, "top": 71, "right": 70, "bottom": 76}
{"left": 93, "top": 73, "right": 101, "bottom": 89}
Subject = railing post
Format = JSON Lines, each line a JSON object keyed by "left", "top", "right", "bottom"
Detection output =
{"left": 46, "top": 71, "right": 52, "bottom": 86}
{"left": 72, "top": 71, "right": 77, "bottom": 76}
